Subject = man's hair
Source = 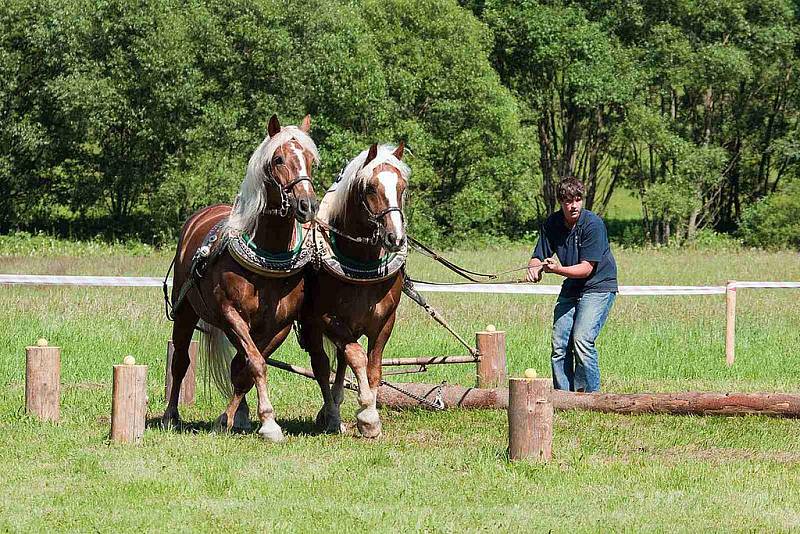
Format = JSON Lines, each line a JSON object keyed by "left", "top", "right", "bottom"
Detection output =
{"left": 556, "top": 176, "right": 585, "bottom": 202}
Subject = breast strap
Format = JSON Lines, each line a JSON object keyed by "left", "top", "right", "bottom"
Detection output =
{"left": 312, "top": 227, "right": 406, "bottom": 284}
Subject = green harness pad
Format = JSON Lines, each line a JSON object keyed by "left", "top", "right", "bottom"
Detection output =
{"left": 228, "top": 222, "right": 313, "bottom": 277}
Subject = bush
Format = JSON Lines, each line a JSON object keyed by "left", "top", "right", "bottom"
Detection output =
{"left": 739, "top": 180, "right": 800, "bottom": 250}
{"left": 685, "top": 229, "right": 742, "bottom": 251}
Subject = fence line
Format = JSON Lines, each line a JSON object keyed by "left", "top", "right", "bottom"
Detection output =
{"left": 3, "top": 274, "right": 798, "bottom": 367}
{"left": 1, "top": 274, "right": 797, "bottom": 294}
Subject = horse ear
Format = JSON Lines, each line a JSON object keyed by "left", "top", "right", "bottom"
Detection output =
{"left": 268, "top": 114, "right": 281, "bottom": 137}
{"left": 363, "top": 143, "right": 379, "bottom": 168}
{"left": 300, "top": 114, "right": 311, "bottom": 133}
{"left": 393, "top": 141, "right": 405, "bottom": 160}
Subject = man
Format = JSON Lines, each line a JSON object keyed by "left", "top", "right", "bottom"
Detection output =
{"left": 526, "top": 177, "right": 617, "bottom": 392}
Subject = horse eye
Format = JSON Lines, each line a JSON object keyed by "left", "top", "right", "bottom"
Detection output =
{"left": 365, "top": 185, "right": 377, "bottom": 194}
{"left": 273, "top": 156, "right": 284, "bottom": 166}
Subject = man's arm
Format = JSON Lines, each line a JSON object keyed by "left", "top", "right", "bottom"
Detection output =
{"left": 543, "top": 259, "right": 595, "bottom": 279}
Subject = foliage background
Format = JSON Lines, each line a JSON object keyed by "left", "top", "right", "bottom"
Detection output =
{"left": 2, "top": 0, "right": 799, "bottom": 248}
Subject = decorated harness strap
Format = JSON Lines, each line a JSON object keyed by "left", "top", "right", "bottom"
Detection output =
{"left": 227, "top": 222, "right": 314, "bottom": 278}
{"left": 312, "top": 226, "right": 407, "bottom": 284}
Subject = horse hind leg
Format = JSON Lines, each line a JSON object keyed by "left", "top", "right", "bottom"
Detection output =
{"left": 162, "top": 305, "right": 199, "bottom": 429}
{"left": 216, "top": 353, "right": 253, "bottom": 432}
{"left": 309, "top": 343, "right": 344, "bottom": 434}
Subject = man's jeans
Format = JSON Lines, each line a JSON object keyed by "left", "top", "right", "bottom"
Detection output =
{"left": 551, "top": 292, "right": 616, "bottom": 392}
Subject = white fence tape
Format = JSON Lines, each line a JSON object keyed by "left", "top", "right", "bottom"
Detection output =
{"left": 0, "top": 274, "right": 797, "bottom": 296}
{"left": 413, "top": 283, "right": 728, "bottom": 296}
{"left": 730, "top": 281, "right": 800, "bottom": 289}
{"left": 0, "top": 275, "right": 164, "bottom": 287}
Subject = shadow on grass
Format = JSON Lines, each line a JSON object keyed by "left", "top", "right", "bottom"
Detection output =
{"left": 145, "top": 415, "right": 319, "bottom": 436}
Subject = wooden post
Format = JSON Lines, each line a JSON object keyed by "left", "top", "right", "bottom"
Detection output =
{"left": 476, "top": 330, "right": 507, "bottom": 388}
{"left": 25, "top": 344, "right": 60, "bottom": 422}
{"left": 725, "top": 280, "right": 736, "bottom": 366}
{"left": 508, "top": 377, "right": 553, "bottom": 462}
{"left": 111, "top": 364, "right": 148, "bottom": 444}
{"left": 165, "top": 340, "right": 198, "bottom": 405}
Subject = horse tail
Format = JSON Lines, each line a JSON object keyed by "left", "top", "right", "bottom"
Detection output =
{"left": 322, "top": 335, "right": 338, "bottom": 373}
{"left": 198, "top": 320, "right": 234, "bottom": 398}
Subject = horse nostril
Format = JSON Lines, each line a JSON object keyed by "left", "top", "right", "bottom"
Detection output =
{"left": 386, "top": 231, "right": 396, "bottom": 244}
{"left": 299, "top": 199, "right": 310, "bottom": 213}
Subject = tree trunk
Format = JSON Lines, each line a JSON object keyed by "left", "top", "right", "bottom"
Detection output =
{"left": 687, "top": 207, "right": 700, "bottom": 241}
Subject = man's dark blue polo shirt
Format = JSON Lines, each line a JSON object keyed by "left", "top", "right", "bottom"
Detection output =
{"left": 532, "top": 209, "right": 618, "bottom": 297}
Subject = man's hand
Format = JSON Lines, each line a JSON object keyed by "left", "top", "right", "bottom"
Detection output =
{"left": 543, "top": 257, "right": 561, "bottom": 275}
{"left": 526, "top": 258, "right": 544, "bottom": 283}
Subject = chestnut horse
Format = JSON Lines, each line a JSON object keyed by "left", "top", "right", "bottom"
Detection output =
{"left": 299, "top": 142, "right": 408, "bottom": 438}
{"left": 163, "top": 114, "right": 319, "bottom": 442}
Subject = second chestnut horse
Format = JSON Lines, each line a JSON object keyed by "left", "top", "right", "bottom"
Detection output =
{"left": 299, "top": 142, "right": 409, "bottom": 438}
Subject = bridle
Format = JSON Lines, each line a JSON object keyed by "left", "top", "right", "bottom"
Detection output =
{"left": 321, "top": 183, "right": 406, "bottom": 246}
{"left": 262, "top": 150, "right": 313, "bottom": 218}
{"left": 360, "top": 197, "right": 405, "bottom": 244}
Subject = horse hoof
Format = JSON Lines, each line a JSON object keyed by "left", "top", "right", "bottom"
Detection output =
{"left": 233, "top": 408, "right": 252, "bottom": 432}
{"left": 258, "top": 420, "right": 285, "bottom": 443}
{"left": 215, "top": 413, "right": 231, "bottom": 433}
{"left": 315, "top": 408, "right": 326, "bottom": 428}
{"left": 258, "top": 427, "right": 286, "bottom": 443}
{"left": 356, "top": 418, "right": 382, "bottom": 439}
{"left": 324, "top": 419, "right": 344, "bottom": 434}
{"left": 161, "top": 414, "right": 181, "bottom": 430}
{"left": 316, "top": 408, "right": 343, "bottom": 434}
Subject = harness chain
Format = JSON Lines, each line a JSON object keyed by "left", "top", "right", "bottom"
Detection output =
{"left": 379, "top": 380, "right": 446, "bottom": 411}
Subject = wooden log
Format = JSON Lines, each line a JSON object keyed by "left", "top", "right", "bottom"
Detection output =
{"left": 725, "top": 280, "right": 736, "bottom": 366}
{"left": 475, "top": 330, "right": 507, "bottom": 388}
{"left": 377, "top": 382, "right": 800, "bottom": 417}
{"left": 25, "top": 345, "right": 61, "bottom": 422}
{"left": 381, "top": 355, "right": 478, "bottom": 366}
{"left": 165, "top": 340, "right": 198, "bottom": 405}
{"left": 111, "top": 364, "right": 148, "bottom": 444}
{"left": 508, "top": 378, "right": 553, "bottom": 461}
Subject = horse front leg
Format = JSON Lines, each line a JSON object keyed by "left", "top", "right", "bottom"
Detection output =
{"left": 343, "top": 341, "right": 381, "bottom": 438}
{"left": 221, "top": 311, "right": 286, "bottom": 443}
{"left": 360, "top": 314, "right": 396, "bottom": 438}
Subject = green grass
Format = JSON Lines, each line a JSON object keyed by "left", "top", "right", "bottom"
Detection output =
{"left": 603, "top": 187, "right": 643, "bottom": 221}
{"left": 1, "top": 242, "right": 799, "bottom": 532}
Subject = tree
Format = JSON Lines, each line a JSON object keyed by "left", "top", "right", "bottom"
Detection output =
{"left": 482, "top": 1, "right": 639, "bottom": 214}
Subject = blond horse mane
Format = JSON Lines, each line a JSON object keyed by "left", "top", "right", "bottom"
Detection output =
{"left": 317, "top": 144, "right": 410, "bottom": 224}
{"left": 226, "top": 126, "right": 319, "bottom": 236}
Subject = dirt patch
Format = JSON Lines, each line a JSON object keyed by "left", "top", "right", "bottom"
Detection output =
{"left": 68, "top": 382, "right": 106, "bottom": 390}
{"left": 668, "top": 445, "right": 800, "bottom": 464}
{"left": 401, "top": 429, "right": 445, "bottom": 445}
{"left": 602, "top": 445, "right": 800, "bottom": 465}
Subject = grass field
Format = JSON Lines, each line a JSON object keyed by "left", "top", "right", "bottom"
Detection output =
{"left": 1, "top": 239, "right": 799, "bottom": 532}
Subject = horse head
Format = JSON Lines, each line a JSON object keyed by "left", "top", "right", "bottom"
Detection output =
{"left": 260, "top": 114, "right": 319, "bottom": 223}
{"left": 357, "top": 142, "right": 408, "bottom": 252}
